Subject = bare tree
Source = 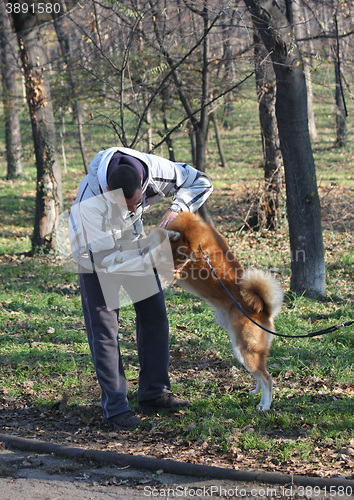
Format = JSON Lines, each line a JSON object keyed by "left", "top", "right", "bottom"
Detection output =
{"left": 146, "top": 0, "right": 211, "bottom": 173}
{"left": 253, "top": 30, "right": 283, "bottom": 231}
{"left": 220, "top": 10, "right": 236, "bottom": 129}
{"left": 291, "top": 0, "right": 318, "bottom": 142}
{"left": 0, "top": 1, "right": 23, "bottom": 179}
{"left": 10, "top": 5, "right": 62, "bottom": 254}
{"left": 53, "top": 12, "right": 89, "bottom": 172}
{"left": 244, "top": 0, "right": 326, "bottom": 297}
{"left": 332, "top": 5, "right": 348, "bottom": 148}
{"left": 144, "top": 0, "right": 238, "bottom": 222}
{"left": 74, "top": 1, "right": 250, "bottom": 159}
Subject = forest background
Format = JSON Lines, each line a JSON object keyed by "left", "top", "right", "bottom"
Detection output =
{"left": 0, "top": 0, "right": 353, "bottom": 480}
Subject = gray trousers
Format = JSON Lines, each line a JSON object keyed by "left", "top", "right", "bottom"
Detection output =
{"left": 79, "top": 270, "right": 171, "bottom": 419}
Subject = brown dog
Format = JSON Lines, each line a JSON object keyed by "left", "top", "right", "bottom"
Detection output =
{"left": 166, "top": 212, "right": 283, "bottom": 410}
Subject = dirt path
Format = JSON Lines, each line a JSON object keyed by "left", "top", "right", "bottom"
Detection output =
{"left": 1, "top": 447, "right": 354, "bottom": 499}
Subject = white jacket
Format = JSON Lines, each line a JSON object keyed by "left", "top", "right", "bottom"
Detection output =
{"left": 69, "top": 147, "right": 212, "bottom": 272}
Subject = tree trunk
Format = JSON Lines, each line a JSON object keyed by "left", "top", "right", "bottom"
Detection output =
{"left": 292, "top": 0, "right": 318, "bottom": 142}
{"left": 334, "top": 59, "right": 347, "bottom": 147}
{"left": 305, "top": 63, "right": 317, "bottom": 142}
{"left": 190, "top": 1, "right": 212, "bottom": 224}
{"left": 147, "top": 0, "right": 213, "bottom": 223}
{"left": 244, "top": 0, "right": 325, "bottom": 297}
{"left": 332, "top": 8, "right": 347, "bottom": 149}
{"left": 210, "top": 113, "right": 228, "bottom": 168}
{"left": 53, "top": 14, "right": 89, "bottom": 173}
{"left": 10, "top": 7, "right": 62, "bottom": 254}
{"left": 0, "top": 2, "right": 23, "bottom": 179}
{"left": 161, "top": 85, "right": 176, "bottom": 162}
{"left": 253, "top": 30, "right": 282, "bottom": 231}
{"left": 221, "top": 15, "right": 235, "bottom": 129}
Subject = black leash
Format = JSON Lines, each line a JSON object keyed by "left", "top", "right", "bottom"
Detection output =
{"left": 199, "top": 245, "right": 354, "bottom": 339}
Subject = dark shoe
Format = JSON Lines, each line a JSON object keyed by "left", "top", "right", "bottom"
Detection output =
{"left": 138, "top": 393, "right": 190, "bottom": 412}
{"left": 104, "top": 410, "right": 143, "bottom": 430}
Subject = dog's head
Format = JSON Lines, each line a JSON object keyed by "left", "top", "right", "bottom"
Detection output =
{"left": 166, "top": 212, "right": 203, "bottom": 267}
{"left": 165, "top": 229, "right": 193, "bottom": 267}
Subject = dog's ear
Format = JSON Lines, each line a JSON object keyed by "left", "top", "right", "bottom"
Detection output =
{"left": 166, "top": 230, "right": 181, "bottom": 241}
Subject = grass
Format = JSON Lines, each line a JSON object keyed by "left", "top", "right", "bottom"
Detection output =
{"left": 0, "top": 79, "right": 353, "bottom": 476}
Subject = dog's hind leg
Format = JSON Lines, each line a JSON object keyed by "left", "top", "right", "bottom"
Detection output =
{"left": 235, "top": 346, "right": 273, "bottom": 411}
{"left": 250, "top": 382, "right": 261, "bottom": 395}
{"left": 226, "top": 315, "right": 273, "bottom": 410}
{"left": 251, "top": 369, "right": 273, "bottom": 411}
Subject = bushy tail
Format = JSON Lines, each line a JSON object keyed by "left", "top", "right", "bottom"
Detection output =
{"left": 240, "top": 269, "right": 283, "bottom": 317}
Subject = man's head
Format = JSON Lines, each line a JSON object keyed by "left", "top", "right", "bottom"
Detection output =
{"left": 107, "top": 165, "right": 143, "bottom": 213}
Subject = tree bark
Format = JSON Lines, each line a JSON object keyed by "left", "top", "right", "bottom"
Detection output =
{"left": 161, "top": 85, "right": 176, "bottom": 162}
{"left": 244, "top": 0, "right": 326, "bottom": 297}
{"left": 334, "top": 59, "right": 347, "bottom": 147}
{"left": 53, "top": 13, "right": 89, "bottom": 173}
{"left": 210, "top": 112, "right": 228, "bottom": 169}
{"left": 221, "top": 14, "right": 235, "bottom": 129}
{"left": 291, "top": 0, "right": 318, "bottom": 142}
{"left": 147, "top": 0, "right": 213, "bottom": 222}
{"left": 10, "top": 6, "right": 62, "bottom": 254}
{"left": 253, "top": 30, "right": 282, "bottom": 230}
{"left": 333, "top": 12, "right": 347, "bottom": 148}
{"left": 0, "top": 2, "right": 23, "bottom": 179}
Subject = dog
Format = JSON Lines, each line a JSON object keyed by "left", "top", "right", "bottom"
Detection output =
{"left": 165, "top": 212, "right": 283, "bottom": 411}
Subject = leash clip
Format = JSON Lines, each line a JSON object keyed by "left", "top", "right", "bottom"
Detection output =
{"left": 200, "top": 245, "right": 217, "bottom": 277}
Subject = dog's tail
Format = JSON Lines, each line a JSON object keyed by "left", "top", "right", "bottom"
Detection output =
{"left": 240, "top": 269, "right": 283, "bottom": 318}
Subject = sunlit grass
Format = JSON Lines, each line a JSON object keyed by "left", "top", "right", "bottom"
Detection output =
{"left": 0, "top": 73, "right": 353, "bottom": 470}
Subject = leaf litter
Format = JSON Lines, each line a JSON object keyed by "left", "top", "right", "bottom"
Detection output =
{"left": 0, "top": 182, "right": 353, "bottom": 481}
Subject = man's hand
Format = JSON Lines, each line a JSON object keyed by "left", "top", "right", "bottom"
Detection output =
{"left": 158, "top": 208, "right": 180, "bottom": 229}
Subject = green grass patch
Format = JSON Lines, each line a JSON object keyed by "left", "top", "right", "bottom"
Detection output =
{"left": 0, "top": 81, "right": 353, "bottom": 474}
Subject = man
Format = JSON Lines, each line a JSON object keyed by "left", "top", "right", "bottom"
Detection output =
{"left": 69, "top": 146, "right": 213, "bottom": 430}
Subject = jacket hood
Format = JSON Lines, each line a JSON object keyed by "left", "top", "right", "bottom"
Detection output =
{"left": 88, "top": 147, "right": 118, "bottom": 196}
{"left": 88, "top": 147, "right": 152, "bottom": 202}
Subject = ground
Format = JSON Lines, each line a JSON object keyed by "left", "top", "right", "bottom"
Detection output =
{"left": 0, "top": 183, "right": 353, "bottom": 497}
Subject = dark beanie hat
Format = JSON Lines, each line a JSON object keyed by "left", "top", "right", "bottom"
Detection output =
{"left": 107, "top": 164, "right": 141, "bottom": 199}
{"left": 108, "top": 152, "right": 146, "bottom": 180}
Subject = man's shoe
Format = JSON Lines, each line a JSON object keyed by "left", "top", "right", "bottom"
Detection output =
{"left": 104, "top": 410, "right": 143, "bottom": 430}
{"left": 138, "top": 393, "right": 190, "bottom": 412}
